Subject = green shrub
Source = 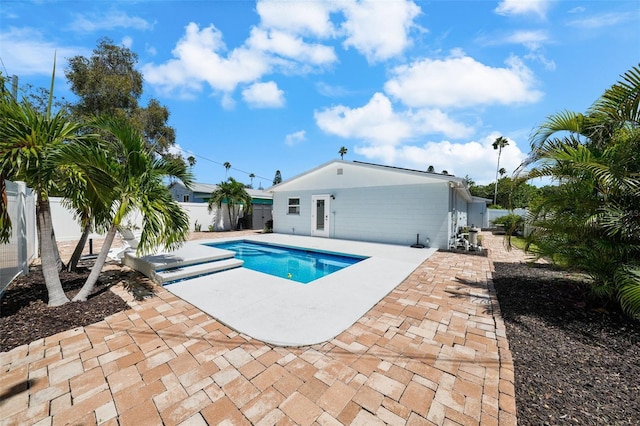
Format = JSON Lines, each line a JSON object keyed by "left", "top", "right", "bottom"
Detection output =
{"left": 491, "top": 214, "right": 524, "bottom": 235}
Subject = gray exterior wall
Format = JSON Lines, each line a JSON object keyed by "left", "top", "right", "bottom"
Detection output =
{"left": 272, "top": 183, "right": 451, "bottom": 248}
{"left": 468, "top": 202, "right": 489, "bottom": 228}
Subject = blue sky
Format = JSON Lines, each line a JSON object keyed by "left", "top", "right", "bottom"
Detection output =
{"left": 1, "top": 0, "right": 638, "bottom": 188}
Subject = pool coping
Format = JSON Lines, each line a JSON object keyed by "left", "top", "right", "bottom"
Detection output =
{"left": 149, "top": 234, "right": 437, "bottom": 346}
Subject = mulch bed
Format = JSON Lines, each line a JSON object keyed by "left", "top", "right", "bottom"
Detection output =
{"left": 1, "top": 257, "right": 639, "bottom": 425}
{"left": 0, "top": 265, "right": 131, "bottom": 352}
{"left": 492, "top": 261, "right": 640, "bottom": 425}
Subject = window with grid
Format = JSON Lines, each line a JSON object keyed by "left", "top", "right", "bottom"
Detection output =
{"left": 288, "top": 197, "right": 300, "bottom": 214}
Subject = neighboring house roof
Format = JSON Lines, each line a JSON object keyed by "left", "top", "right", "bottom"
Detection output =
{"left": 170, "top": 181, "right": 272, "bottom": 200}
{"left": 268, "top": 160, "right": 476, "bottom": 202}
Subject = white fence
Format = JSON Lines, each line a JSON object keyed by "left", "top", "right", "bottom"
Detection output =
{"left": 486, "top": 208, "right": 527, "bottom": 226}
{"left": 1, "top": 181, "right": 37, "bottom": 295}
{"left": 49, "top": 198, "right": 236, "bottom": 241}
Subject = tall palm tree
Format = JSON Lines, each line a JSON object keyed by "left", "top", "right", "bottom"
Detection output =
{"left": 208, "top": 177, "right": 253, "bottom": 231}
{"left": 55, "top": 116, "right": 193, "bottom": 301}
{"left": 339, "top": 146, "right": 348, "bottom": 160}
{"left": 492, "top": 136, "right": 509, "bottom": 205}
{"left": 0, "top": 62, "right": 89, "bottom": 306}
{"left": 223, "top": 161, "right": 231, "bottom": 177}
{"left": 519, "top": 64, "right": 640, "bottom": 318}
{"left": 187, "top": 155, "right": 196, "bottom": 168}
{"left": 249, "top": 173, "right": 255, "bottom": 188}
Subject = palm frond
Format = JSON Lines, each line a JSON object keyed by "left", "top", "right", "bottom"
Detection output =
{"left": 615, "top": 266, "right": 640, "bottom": 319}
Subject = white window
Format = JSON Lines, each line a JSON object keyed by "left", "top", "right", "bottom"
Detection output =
{"left": 288, "top": 197, "right": 300, "bottom": 214}
{"left": 183, "top": 195, "right": 190, "bottom": 202}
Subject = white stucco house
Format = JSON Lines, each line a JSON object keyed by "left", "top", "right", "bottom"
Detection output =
{"left": 268, "top": 160, "right": 489, "bottom": 249}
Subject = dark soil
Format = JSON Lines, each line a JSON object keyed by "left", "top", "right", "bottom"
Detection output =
{"left": 0, "top": 264, "right": 131, "bottom": 352}
{"left": 492, "top": 262, "right": 640, "bottom": 425}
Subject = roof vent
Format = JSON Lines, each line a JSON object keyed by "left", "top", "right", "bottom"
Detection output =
{"left": 337, "top": 168, "right": 343, "bottom": 175}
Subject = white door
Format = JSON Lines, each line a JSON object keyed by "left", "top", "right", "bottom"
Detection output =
{"left": 311, "top": 195, "right": 330, "bottom": 237}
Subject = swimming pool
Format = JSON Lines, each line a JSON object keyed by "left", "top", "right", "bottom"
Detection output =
{"left": 206, "top": 240, "right": 367, "bottom": 283}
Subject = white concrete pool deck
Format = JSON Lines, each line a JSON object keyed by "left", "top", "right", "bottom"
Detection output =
{"left": 153, "top": 234, "right": 436, "bottom": 346}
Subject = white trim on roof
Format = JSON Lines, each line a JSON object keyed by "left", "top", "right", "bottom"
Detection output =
{"left": 268, "top": 160, "right": 474, "bottom": 201}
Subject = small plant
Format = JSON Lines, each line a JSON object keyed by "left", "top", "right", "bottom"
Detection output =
{"left": 194, "top": 220, "right": 202, "bottom": 232}
{"left": 263, "top": 219, "right": 273, "bottom": 233}
{"left": 208, "top": 225, "right": 215, "bottom": 232}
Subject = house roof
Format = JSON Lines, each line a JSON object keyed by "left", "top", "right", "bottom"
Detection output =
{"left": 172, "top": 182, "right": 272, "bottom": 199}
{"left": 268, "top": 160, "right": 475, "bottom": 202}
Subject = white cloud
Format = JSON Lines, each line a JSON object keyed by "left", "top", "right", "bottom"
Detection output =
{"left": 285, "top": 130, "right": 306, "bottom": 147}
{"left": 247, "top": 28, "right": 337, "bottom": 66}
{"left": 495, "top": 0, "right": 551, "bottom": 19}
{"left": 142, "top": 23, "right": 271, "bottom": 97}
{"left": 503, "top": 30, "right": 549, "bottom": 51}
{"left": 256, "top": 0, "right": 337, "bottom": 37}
{"left": 314, "top": 92, "right": 473, "bottom": 146}
{"left": 141, "top": 0, "right": 423, "bottom": 103}
{"left": 355, "top": 133, "right": 528, "bottom": 184}
{"left": 70, "top": 10, "right": 153, "bottom": 32}
{"left": 315, "top": 82, "right": 353, "bottom": 98}
{"left": 0, "top": 27, "right": 88, "bottom": 76}
{"left": 121, "top": 36, "right": 133, "bottom": 49}
{"left": 242, "top": 81, "right": 285, "bottom": 108}
{"left": 384, "top": 52, "right": 543, "bottom": 108}
{"left": 480, "top": 30, "right": 556, "bottom": 71}
{"left": 341, "top": 0, "right": 421, "bottom": 63}
{"left": 566, "top": 12, "right": 636, "bottom": 29}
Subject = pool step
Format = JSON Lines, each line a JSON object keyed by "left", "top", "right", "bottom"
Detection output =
{"left": 122, "top": 243, "right": 242, "bottom": 284}
{"left": 155, "top": 258, "right": 244, "bottom": 284}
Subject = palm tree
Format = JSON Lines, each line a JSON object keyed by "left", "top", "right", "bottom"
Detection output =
{"left": 519, "top": 64, "right": 640, "bottom": 318}
{"left": 208, "top": 177, "right": 253, "bottom": 231}
{"left": 339, "top": 146, "right": 348, "bottom": 160}
{"left": 0, "top": 62, "right": 89, "bottom": 306}
{"left": 55, "top": 116, "right": 193, "bottom": 301}
{"left": 224, "top": 161, "right": 231, "bottom": 177}
{"left": 499, "top": 167, "right": 507, "bottom": 177}
{"left": 492, "top": 136, "right": 509, "bottom": 205}
{"left": 187, "top": 155, "right": 196, "bottom": 168}
{"left": 427, "top": 165, "right": 435, "bottom": 173}
{"left": 249, "top": 173, "right": 255, "bottom": 188}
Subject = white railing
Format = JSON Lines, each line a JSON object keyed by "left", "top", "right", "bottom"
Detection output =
{"left": 1, "top": 181, "right": 37, "bottom": 295}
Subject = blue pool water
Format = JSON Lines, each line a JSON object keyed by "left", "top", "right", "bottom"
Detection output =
{"left": 206, "top": 240, "right": 366, "bottom": 283}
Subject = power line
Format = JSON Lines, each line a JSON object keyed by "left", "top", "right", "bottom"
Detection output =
{"left": 178, "top": 147, "right": 273, "bottom": 183}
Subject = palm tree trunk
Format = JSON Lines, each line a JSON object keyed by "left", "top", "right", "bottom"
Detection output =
{"left": 72, "top": 223, "right": 118, "bottom": 302}
{"left": 494, "top": 148, "right": 502, "bottom": 205}
{"left": 227, "top": 204, "right": 235, "bottom": 230}
{"left": 51, "top": 227, "right": 65, "bottom": 271}
{"left": 67, "top": 223, "right": 91, "bottom": 272}
{"left": 37, "top": 195, "right": 69, "bottom": 306}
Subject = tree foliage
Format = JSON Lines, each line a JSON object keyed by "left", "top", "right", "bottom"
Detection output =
{"left": 0, "top": 61, "right": 89, "bottom": 305}
{"left": 518, "top": 64, "right": 640, "bottom": 319}
{"left": 273, "top": 170, "right": 282, "bottom": 186}
{"left": 469, "top": 177, "right": 543, "bottom": 209}
{"left": 65, "top": 38, "right": 177, "bottom": 158}
{"left": 208, "top": 178, "right": 252, "bottom": 231}
{"left": 338, "top": 146, "right": 348, "bottom": 160}
{"left": 53, "top": 116, "right": 192, "bottom": 301}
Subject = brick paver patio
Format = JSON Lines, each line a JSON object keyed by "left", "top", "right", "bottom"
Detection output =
{"left": 1, "top": 231, "right": 522, "bottom": 425}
